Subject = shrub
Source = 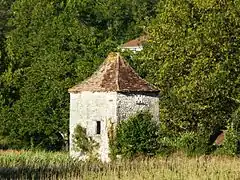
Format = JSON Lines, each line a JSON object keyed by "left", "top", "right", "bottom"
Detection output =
{"left": 157, "top": 136, "right": 176, "bottom": 156}
{"left": 110, "top": 111, "right": 160, "bottom": 158}
{"left": 175, "top": 131, "right": 214, "bottom": 155}
{"left": 72, "top": 125, "right": 98, "bottom": 154}
{"left": 0, "top": 136, "right": 24, "bottom": 150}
{"left": 0, "top": 136, "right": 10, "bottom": 150}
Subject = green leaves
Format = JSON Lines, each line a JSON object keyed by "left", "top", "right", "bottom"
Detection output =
{"left": 111, "top": 111, "right": 160, "bottom": 158}
{"left": 137, "top": 0, "right": 240, "bottom": 136}
{"left": 0, "top": 0, "right": 159, "bottom": 150}
{"left": 72, "top": 125, "right": 98, "bottom": 154}
{"left": 1, "top": 0, "right": 99, "bottom": 149}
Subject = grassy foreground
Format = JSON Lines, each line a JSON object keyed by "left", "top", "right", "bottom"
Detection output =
{"left": 0, "top": 150, "right": 240, "bottom": 180}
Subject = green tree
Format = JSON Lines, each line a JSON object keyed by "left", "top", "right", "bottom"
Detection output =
{"left": 0, "top": 0, "right": 15, "bottom": 74}
{"left": 71, "top": 0, "right": 159, "bottom": 42}
{"left": 2, "top": 0, "right": 103, "bottom": 149}
{"left": 0, "top": 0, "right": 159, "bottom": 150}
{"left": 137, "top": 0, "right": 240, "bottom": 137}
{"left": 0, "top": 0, "right": 16, "bottom": 148}
{"left": 0, "top": 0, "right": 15, "bottom": 100}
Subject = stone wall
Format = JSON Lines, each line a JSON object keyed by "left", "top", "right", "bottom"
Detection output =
{"left": 116, "top": 92, "right": 159, "bottom": 122}
{"left": 69, "top": 91, "right": 117, "bottom": 162}
{"left": 69, "top": 91, "right": 159, "bottom": 162}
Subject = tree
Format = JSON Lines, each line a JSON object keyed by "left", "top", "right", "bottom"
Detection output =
{"left": 0, "top": 0, "right": 15, "bottom": 74}
{"left": 2, "top": 0, "right": 103, "bottom": 149}
{"left": 72, "top": 0, "right": 159, "bottom": 42}
{"left": 0, "top": 0, "right": 159, "bottom": 150}
{"left": 0, "top": 0, "right": 15, "bottom": 103}
{"left": 0, "top": 0, "right": 16, "bottom": 148}
{"left": 137, "top": 0, "right": 240, "bottom": 137}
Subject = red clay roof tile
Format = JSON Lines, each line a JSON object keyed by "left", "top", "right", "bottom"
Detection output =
{"left": 121, "top": 36, "right": 146, "bottom": 48}
{"left": 68, "top": 52, "right": 159, "bottom": 93}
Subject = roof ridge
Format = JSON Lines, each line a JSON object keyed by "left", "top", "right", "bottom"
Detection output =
{"left": 68, "top": 52, "right": 159, "bottom": 93}
{"left": 118, "top": 54, "right": 158, "bottom": 91}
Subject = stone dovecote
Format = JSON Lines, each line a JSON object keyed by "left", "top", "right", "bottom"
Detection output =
{"left": 69, "top": 52, "right": 159, "bottom": 162}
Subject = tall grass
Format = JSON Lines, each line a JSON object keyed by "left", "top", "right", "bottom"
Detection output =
{"left": 1, "top": 151, "right": 240, "bottom": 179}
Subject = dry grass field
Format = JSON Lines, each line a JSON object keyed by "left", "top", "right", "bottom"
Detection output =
{"left": 0, "top": 151, "right": 240, "bottom": 180}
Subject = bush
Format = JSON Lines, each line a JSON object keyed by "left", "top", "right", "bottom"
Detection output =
{"left": 0, "top": 135, "right": 25, "bottom": 150}
{"left": 0, "top": 136, "right": 10, "bottom": 150}
{"left": 72, "top": 125, "right": 98, "bottom": 154}
{"left": 110, "top": 111, "right": 160, "bottom": 158}
{"left": 175, "top": 131, "right": 214, "bottom": 155}
{"left": 157, "top": 136, "right": 176, "bottom": 156}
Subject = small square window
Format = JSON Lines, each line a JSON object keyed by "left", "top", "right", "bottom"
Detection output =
{"left": 96, "top": 121, "right": 101, "bottom": 135}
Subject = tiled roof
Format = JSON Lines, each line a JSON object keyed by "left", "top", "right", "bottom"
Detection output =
{"left": 68, "top": 52, "right": 159, "bottom": 93}
{"left": 121, "top": 36, "right": 146, "bottom": 48}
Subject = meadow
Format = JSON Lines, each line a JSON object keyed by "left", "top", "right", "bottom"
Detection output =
{"left": 0, "top": 150, "right": 240, "bottom": 180}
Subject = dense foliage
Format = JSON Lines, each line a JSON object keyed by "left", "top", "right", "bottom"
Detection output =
{"left": 110, "top": 111, "right": 160, "bottom": 158}
{"left": 135, "top": 0, "right": 240, "bottom": 151}
{"left": 72, "top": 125, "right": 97, "bottom": 154}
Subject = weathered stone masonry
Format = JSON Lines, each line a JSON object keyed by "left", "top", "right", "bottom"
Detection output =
{"left": 117, "top": 92, "right": 159, "bottom": 122}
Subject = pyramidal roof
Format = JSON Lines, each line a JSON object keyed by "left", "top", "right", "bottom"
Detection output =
{"left": 68, "top": 52, "right": 159, "bottom": 93}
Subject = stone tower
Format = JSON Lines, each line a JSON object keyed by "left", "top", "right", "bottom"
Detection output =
{"left": 68, "top": 52, "right": 159, "bottom": 162}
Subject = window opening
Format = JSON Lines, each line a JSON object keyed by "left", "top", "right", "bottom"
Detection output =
{"left": 96, "top": 121, "right": 101, "bottom": 134}
{"left": 136, "top": 94, "right": 144, "bottom": 104}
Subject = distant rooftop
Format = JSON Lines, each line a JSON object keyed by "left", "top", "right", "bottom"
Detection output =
{"left": 121, "top": 36, "right": 146, "bottom": 49}
{"left": 68, "top": 52, "right": 159, "bottom": 93}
